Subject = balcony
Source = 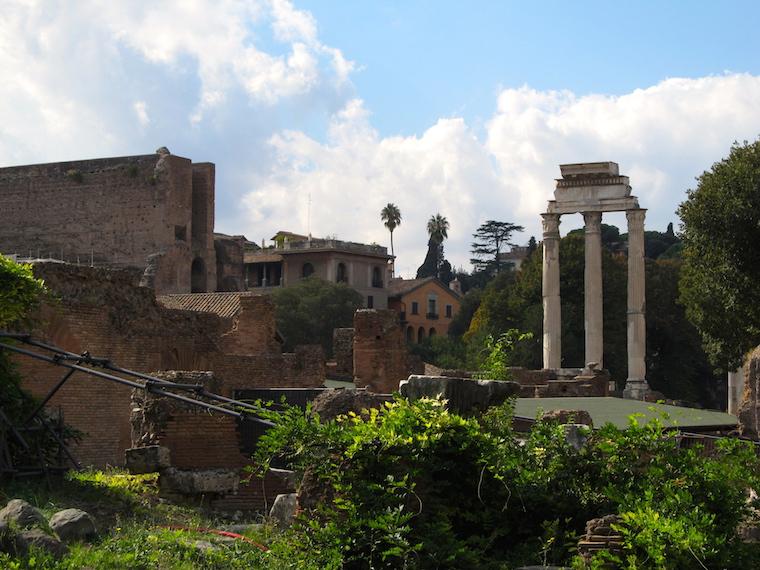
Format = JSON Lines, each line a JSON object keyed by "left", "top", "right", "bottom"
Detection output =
{"left": 426, "top": 312, "right": 439, "bottom": 320}
{"left": 372, "top": 279, "right": 384, "bottom": 288}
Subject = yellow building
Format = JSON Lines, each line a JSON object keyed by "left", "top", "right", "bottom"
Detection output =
{"left": 387, "top": 277, "right": 461, "bottom": 342}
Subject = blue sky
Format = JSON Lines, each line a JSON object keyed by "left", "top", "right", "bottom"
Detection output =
{"left": 2, "top": 1, "right": 760, "bottom": 275}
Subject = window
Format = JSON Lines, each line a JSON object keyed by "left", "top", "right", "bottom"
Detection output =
{"left": 337, "top": 262, "right": 348, "bottom": 283}
{"left": 174, "top": 225, "right": 187, "bottom": 241}
{"left": 411, "top": 301, "right": 419, "bottom": 315}
{"left": 445, "top": 304, "right": 453, "bottom": 318}
{"left": 367, "top": 295, "right": 374, "bottom": 308}
{"left": 406, "top": 326, "right": 414, "bottom": 343}
{"left": 372, "top": 266, "right": 383, "bottom": 288}
{"left": 417, "top": 327, "right": 425, "bottom": 343}
{"left": 429, "top": 327, "right": 436, "bottom": 337}
{"left": 302, "top": 262, "right": 314, "bottom": 278}
{"left": 427, "top": 295, "right": 438, "bottom": 319}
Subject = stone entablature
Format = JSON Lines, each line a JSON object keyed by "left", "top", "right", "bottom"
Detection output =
{"left": 542, "top": 162, "right": 649, "bottom": 400}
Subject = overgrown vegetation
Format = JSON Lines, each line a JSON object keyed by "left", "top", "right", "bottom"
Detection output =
{"left": 253, "top": 397, "right": 760, "bottom": 569}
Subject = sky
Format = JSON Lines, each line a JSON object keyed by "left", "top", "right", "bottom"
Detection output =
{"left": 2, "top": 1, "right": 760, "bottom": 277}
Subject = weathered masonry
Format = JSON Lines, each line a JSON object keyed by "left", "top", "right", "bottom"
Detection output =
{"left": 542, "top": 162, "right": 649, "bottom": 399}
{"left": 0, "top": 148, "right": 216, "bottom": 295}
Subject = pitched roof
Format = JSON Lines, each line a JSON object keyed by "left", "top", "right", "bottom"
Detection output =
{"left": 387, "top": 276, "right": 460, "bottom": 299}
{"left": 156, "top": 292, "right": 248, "bottom": 319}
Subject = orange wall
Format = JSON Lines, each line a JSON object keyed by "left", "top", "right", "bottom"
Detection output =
{"left": 397, "top": 281, "right": 460, "bottom": 342}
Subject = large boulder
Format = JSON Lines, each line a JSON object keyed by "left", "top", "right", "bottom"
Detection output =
{"left": 269, "top": 493, "right": 298, "bottom": 528}
{"left": 399, "top": 375, "right": 521, "bottom": 415}
{"left": 49, "top": 508, "right": 96, "bottom": 542}
{"left": 0, "top": 499, "right": 46, "bottom": 529}
{"left": 14, "top": 529, "right": 68, "bottom": 559}
{"left": 310, "top": 389, "right": 391, "bottom": 422}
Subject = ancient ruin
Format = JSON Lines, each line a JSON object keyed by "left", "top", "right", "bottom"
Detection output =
{"left": 542, "top": 162, "right": 649, "bottom": 399}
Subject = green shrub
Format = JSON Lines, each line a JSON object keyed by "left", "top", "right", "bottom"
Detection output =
{"left": 255, "top": 398, "right": 760, "bottom": 569}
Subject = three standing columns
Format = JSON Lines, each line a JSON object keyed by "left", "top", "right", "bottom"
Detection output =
{"left": 541, "top": 208, "right": 648, "bottom": 399}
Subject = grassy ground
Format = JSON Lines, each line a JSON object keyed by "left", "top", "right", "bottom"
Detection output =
{"left": 0, "top": 469, "right": 293, "bottom": 569}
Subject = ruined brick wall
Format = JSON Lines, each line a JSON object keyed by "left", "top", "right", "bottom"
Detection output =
{"left": 220, "top": 295, "right": 282, "bottom": 355}
{"left": 15, "top": 263, "right": 322, "bottom": 468}
{"left": 131, "top": 373, "right": 293, "bottom": 511}
{"left": 353, "top": 309, "right": 408, "bottom": 393}
{"left": 214, "top": 234, "right": 245, "bottom": 292}
{"left": 191, "top": 163, "right": 217, "bottom": 293}
{"left": 283, "top": 345, "right": 326, "bottom": 387}
{"left": 333, "top": 328, "right": 354, "bottom": 376}
{"left": 0, "top": 151, "right": 216, "bottom": 294}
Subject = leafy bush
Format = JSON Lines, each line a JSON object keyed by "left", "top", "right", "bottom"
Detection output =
{"left": 255, "top": 398, "right": 760, "bottom": 569}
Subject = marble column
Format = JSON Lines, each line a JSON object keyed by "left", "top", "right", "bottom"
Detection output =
{"left": 583, "top": 211, "right": 603, "bottom": 368}
{"left": 542, "top": 213, "right": 561, "bottom": 369}
{"left": 624, "top": 209, "right": 649, "bottom": 399}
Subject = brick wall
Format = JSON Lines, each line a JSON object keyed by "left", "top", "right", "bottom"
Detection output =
{"left": 15, "top": 263, "right": 323, "bottom": 468}
{"left": 0, "top": 151, "right": 216, "bottom": 294}
{"left": 353, "top": 309, "right": 408, "bottom": 393}
{"left": 332, "top": 328, "right": 354, "bottom": 376}
{"left": 214, "top": 234, "right": 245, "bottom": 292}
{"left": 131, "top": 374, "right": 293, "bottom": 511}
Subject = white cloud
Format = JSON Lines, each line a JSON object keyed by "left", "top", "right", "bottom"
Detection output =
{"left": 243, "top": 74, "right": 760, "bottom": 277}
{"left": 0, "top": 0, "right": 354, "bottom": 163}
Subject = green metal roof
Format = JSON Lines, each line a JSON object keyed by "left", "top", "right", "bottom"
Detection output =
{"left": 514, "top": 397, "right": 738, "bottom": 430}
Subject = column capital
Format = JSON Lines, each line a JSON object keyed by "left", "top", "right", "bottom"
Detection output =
{"left": 583, "top": 211, "right": 602, "bottom": 233}
{"left": 626, "top": 208, "right": 646, "bottom": 228}
{"left": 541, "top": 213, "right": 561, "bottom": 237}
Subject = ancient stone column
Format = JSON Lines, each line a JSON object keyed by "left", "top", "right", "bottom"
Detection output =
{"left": 542, "top": 213, "right": 561, "bottom": 369}
{"left": 623, "top": 209, "right": 649, "bottom": 399}
{"left": 728, "top": 365, "right": 745, "bottom": 416}
{"left": 583, "top": 211, "right": 603, "bottom": 368}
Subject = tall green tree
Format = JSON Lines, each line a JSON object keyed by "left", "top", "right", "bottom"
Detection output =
{"left": 470, "top": 220, "right": 525, "bottom": 274}
{"left": 272, "top": 277, "right": 363, "bottom": 356}
{"left": 678, "top": 139, "right": 760, "bottom": 369}
{"left": 380, "top": 203, "right": 402, "bottom": 277}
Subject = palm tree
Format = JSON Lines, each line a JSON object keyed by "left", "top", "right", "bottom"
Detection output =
{"left": 427, "top": 213, "right": 449, "bottom": 244}
{"left": 381, "top": 203, "right": 402, "bottom": 276}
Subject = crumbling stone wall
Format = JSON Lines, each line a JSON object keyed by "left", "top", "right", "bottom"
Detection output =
{"left": 332, "top": 328, "right": 354, "bottom": 376}
{"left": 214, "top": 234, "right": 245, "bottom": 292}
{"left": 15, "top": 263, "right": 324, "bottom": 468}
{"left": 739, "top": 346, "right": 760, "bottom": 439}
{"left": 353, "top": 309, "right": 408, "bottom": 393}
{"left": 0, "top": 151, "right": 216, "bottom": 294}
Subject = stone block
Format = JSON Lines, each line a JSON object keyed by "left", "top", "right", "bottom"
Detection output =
{"left": 399, "top": 375, "right": 520, "bottom": 415}
{"left": 160, "top": 468, "right": 239, "bottom": 495}
{"left": 125, "top": 445, "right": 171, "bottom": 474}
{"left": 310, "top": 389, "right": 391, "bottom": 421}
{"left": 269, "top": 493, "right": 298, "bottom": 528}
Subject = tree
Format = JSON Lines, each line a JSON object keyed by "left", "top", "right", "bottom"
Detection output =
{"left": 272, "top": 277, "right": 363, "bottom": 356}
{"left": 380, "top": 203, "right": 402, "bottom": 277}
{"left": 678, "top": 139, "right": 760, "bottom": 369}
{"left": 417, "top": 213, "right": 450, "bottom": 279}
{"left": 470, "top": 220, "right": 525, "bottom": 274}
{"left": 427, "top": 213, "right": 449, "bottom": 244}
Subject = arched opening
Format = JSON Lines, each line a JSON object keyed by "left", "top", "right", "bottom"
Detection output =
{"left": 191, "top": 257, "right": 206, "bottom": 293}
{"left": 372, "top": 266, "right": 382, "bottom": 288}
{"left": 302, "top": 262, "right": 315, "bottom": 278}
{"left": 417, "top": 327, "right": 425, "bottom": 343}
{"left": 429, "top": 327, "right": 436, "bottom": 338}
{"left": 406, "top": 326, "right": 414, "bottom": 343}
{"left": 337, "top": 262, "right": 348, "bottom": 283}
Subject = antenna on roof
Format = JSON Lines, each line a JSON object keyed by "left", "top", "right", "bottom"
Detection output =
{"left": 307, "top": 192, "right": 312, "bottom": 238}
